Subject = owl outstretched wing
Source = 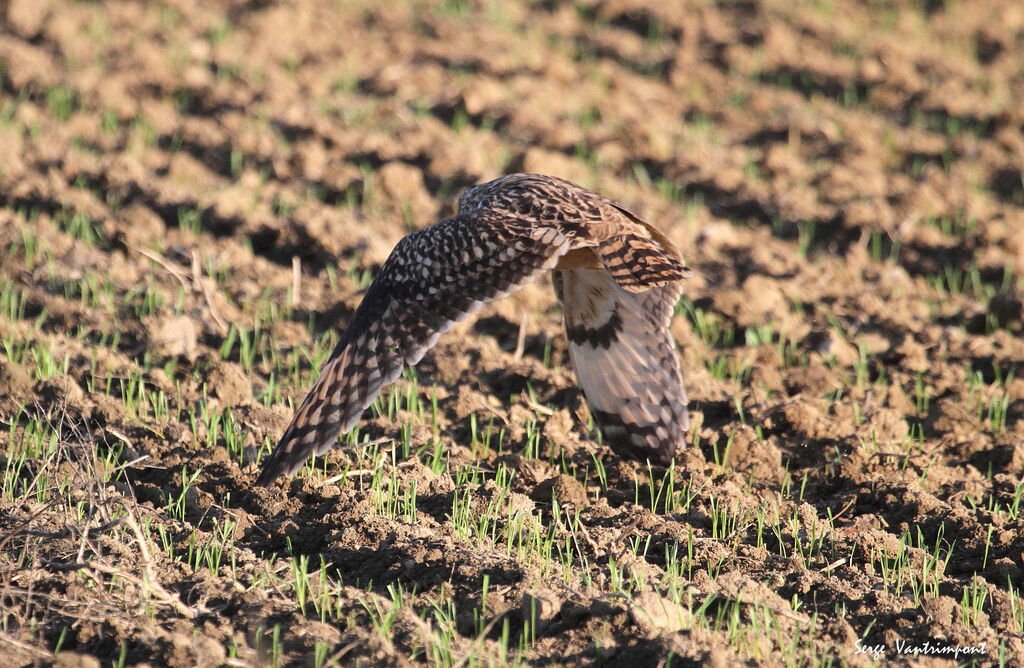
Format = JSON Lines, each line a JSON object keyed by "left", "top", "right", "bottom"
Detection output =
{"left": 255, "top": 212, "right": 571, "bottom": 486}
{"left": 554, "top": 267, "right": 688, "bottom": 466}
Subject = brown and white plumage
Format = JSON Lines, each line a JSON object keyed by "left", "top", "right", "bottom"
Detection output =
{"left": 255, "top": 174, "right": 691, "bottom": 486}
{"left": 554, "top": 270, "right": 689, "bottom": 465}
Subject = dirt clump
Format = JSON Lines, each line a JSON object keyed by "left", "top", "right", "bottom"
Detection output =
{"left": 2, "top": 0, "right": 1024, "bottom": 665}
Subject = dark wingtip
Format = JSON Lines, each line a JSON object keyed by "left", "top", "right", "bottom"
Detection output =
{"left": 254, "top": 451, "right": 286, "bottom": 487}
{"left": 591, "top": 408, "right": 683, "bottom": 467}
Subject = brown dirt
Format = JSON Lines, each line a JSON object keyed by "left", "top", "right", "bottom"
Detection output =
{"left": 2, "top": 0, "right": 1024, "bottom": 665}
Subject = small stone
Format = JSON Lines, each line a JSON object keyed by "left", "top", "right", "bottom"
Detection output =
{"left": 521, "top": 589, "right": 562, "bottom": 630}
{"left": 206, "top": 361, "right": 252, "bottom": 405}
{"left": 147, "top": 315, "right": 198, "bottom": 358}
{"left": 242, "top": 444, "right": 260, "bottom": 466}
{"left": 628, "top": 591, "right": 692, "bottom": 634}
{"left": 921, "top": 595, "right": 956, "bottom": 627}
{"left": 530, "top": 474, "right": 587, "bottom": 506}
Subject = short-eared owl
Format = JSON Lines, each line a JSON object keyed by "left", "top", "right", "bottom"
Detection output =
{"left": 256, "top": 174, "right": 690, "bottom": 486}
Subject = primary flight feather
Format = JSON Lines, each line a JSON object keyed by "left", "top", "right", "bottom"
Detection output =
{"left": 255, "top": 173, "right": 691, "bottom": 486}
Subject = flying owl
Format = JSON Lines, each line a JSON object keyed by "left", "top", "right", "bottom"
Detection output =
{"left": 255, "top": 174, "right": 691, "bottom": 486}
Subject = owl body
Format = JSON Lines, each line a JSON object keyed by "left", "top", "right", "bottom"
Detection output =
{"left": 255, "top": 174, "right": 690, "bottom": 486}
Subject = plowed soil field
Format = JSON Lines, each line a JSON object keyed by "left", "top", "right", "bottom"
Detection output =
{"left": 2, "top": 0, "right": 1024, "bottom": 665}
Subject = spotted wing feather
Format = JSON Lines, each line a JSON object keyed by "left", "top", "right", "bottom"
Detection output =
{"left": 597, "top": 233, "right": 691, "bottom": 292}
{"left": 256, "top": 212, "right": 571, "bottom": 486}
{"left": 554, "top": 268, "right": 688, "bottom": 465}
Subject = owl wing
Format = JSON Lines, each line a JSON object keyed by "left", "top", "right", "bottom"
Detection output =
{"left": 256, "top": 211, "right": 572, "bottom": 486}
{"left": 553, "top": 267, "right": 688, "bottom": 466}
